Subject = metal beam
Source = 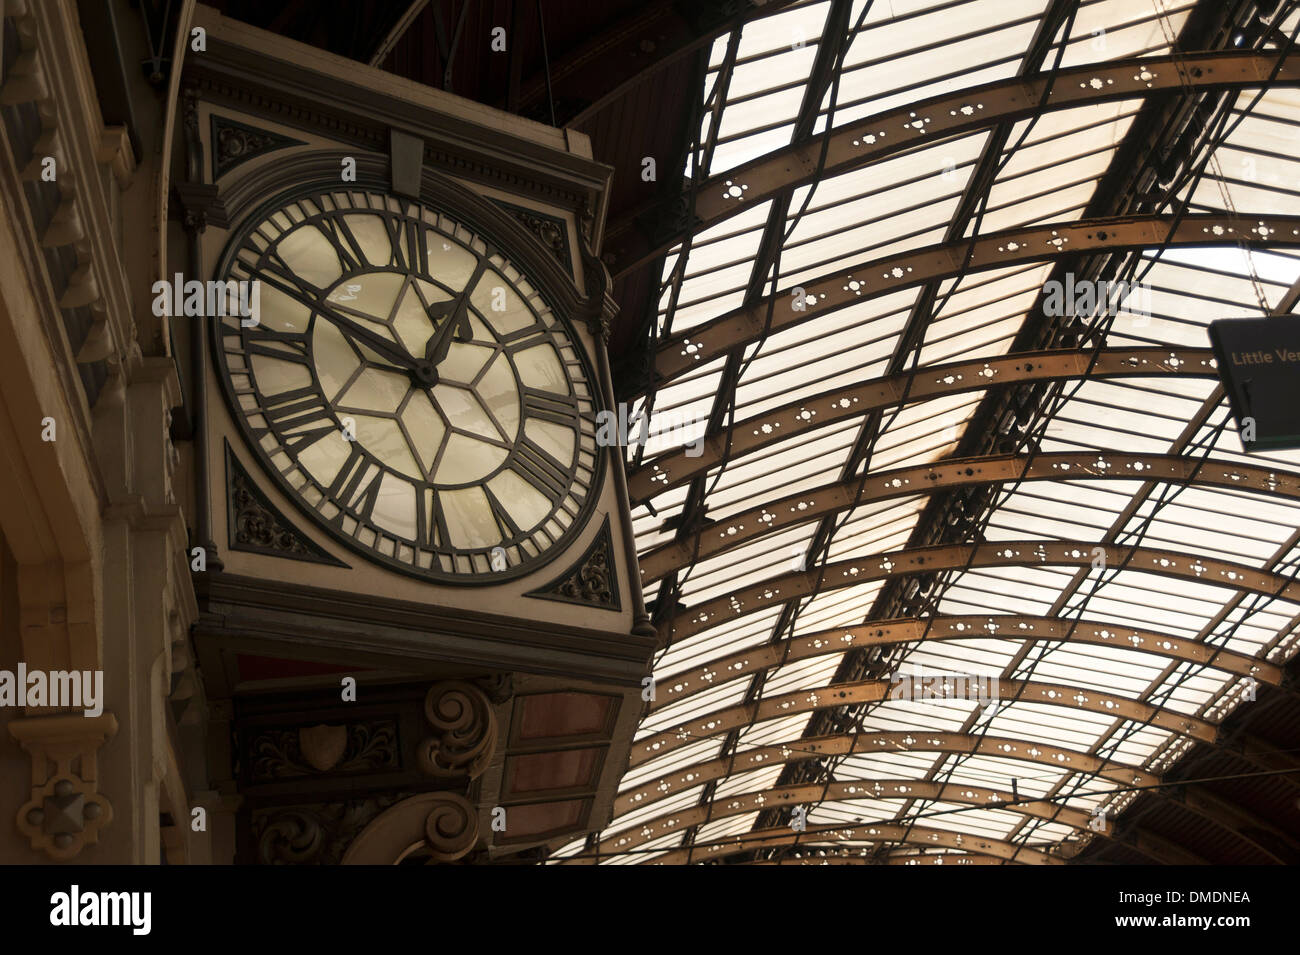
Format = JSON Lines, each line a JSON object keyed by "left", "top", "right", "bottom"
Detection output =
{"left": 641, "top": 453, "right": 1300, "bottom": 580}
{"left": 617, "top": 730, "right": 1159, "bottom": 817}
{"left": 650, "top": 213, "right": 1300, "bottom": 387}
{"left": 615, "top": 822, "right": 1063, "bottom": 865}
{"left": 607, "top": 50, "right": 1300, "bottom": 277}
{"left": 631, "top": 346, "right": 1216, "bottom": 502}
{"left": 630, "top": 676, "right": 1217, "bottom": 769}
{"left": 367, "top": 0, "right": 431, "bottom": 67}
{"left": 664, "top": 539, "right": 1300, "bottom": 646}
{"left": 650, "top": 614, "right": 1280, "bottom": 712}
{"left": 595, "top": 780, "right": 1097, "bottom": 857}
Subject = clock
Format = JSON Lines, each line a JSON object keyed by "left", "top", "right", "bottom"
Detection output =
{"left": 213, "top": 186, "right": 603, "bottom": 583}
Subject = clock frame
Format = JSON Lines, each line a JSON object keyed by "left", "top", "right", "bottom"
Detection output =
{"left": 211, "top": 180, "right": 607, "bottom": 585}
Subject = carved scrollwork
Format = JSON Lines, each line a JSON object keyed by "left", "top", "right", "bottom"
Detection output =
{"left": 579, "top": 241, "right": 614, "bottom": 342}
{"left": 417, "top": 681, "right": 498, "bottom": 779}
{"left": 249, "top": 720, "right": 398, "bottom": 781}
{"left": 526, "top": 516, "right": 621, "bottom": 611}
{"left": 423, "top": 793, "right": 479, "bottom": 862}
{"left": 341, "top": 791, "right": 480, "bottom": 864}
{"left": 254, "top": 794, "right": 408, "bottom": 865}
{"left": 257, "top": 810, "right": 323, "bottom": 864}
{"left": 211, "top": 115, "right": 305, "bottom": 179}
{"left": 226, "top": 444, "right": 347, "bottom": 566}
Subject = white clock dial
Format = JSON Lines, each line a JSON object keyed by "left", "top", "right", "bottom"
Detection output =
{"left": 215, "top": 187, "right": 602, "bottom": 581}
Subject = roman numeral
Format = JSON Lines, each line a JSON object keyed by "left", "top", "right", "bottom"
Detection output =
{"left": 258, "top": 254, "right": 322, "bottom": 305}
{"left": 244, "top": 327, "right": 312, "bottom": 365}
{"left": 328, "top": 445, "right": 384, "bottom": 521}
{"left": 484, "top": 486, "right": 521, "bottom": 541}
{"left": 415, "top": 485, "right": 451, "bottom": 548}
{"left": 316, "top": 215, "right": 370, "bottom": 273}
{"left": 501, "top": 324, "right": 551, "bottom": 355}
{"left": 522, "top": 388, "right": 580, "bottom": 427}
{"left": 511, "top": 435, "right": 570, "bottom": 499}
{"left": 258, "top": 388, "right": 337, "bottom": 452}
{"left": 382, "top": 213, "right": 415, "bottom": 271}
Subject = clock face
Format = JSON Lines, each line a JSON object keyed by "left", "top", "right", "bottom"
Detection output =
{"left": 214, "top": 187, "right": 602, "bottom": 582}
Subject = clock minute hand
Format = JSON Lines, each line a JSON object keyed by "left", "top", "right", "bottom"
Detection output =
{"left": 317, "top": 301, "right": 420, "bottom": 371}
{"left": 256, "top": 266, "right": 420, "bottom": 372}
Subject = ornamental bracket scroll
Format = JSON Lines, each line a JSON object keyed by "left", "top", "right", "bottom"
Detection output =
{"left": 416, "top": 680, "right": 499, "bottom": 779}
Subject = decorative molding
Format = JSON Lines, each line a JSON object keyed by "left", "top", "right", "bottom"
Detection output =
{"left": 211, "top": 113, "right": 305, "bottom": 179}
{"left": 475, "top": 672, "right": 514, "bottom": 705}
{"left": 253, "top": 793, "right": 410, "bottom": 865}
{"left": 341, "top": 791, "right": 480, "bottom": 864}
{"left": 9, "top": 714, "right": 117, "bottom": 860}
{"left": 225, "top": 442, "right": 349, "bottom": 567}
{"left": 495, "top": 200, "right": 573, "bottom": 275}
{"left": 249, "top": 720, "right": 399, "bottom": 781}
{"left": 526, "top": 516, "right": 621, "bottom": 612}
{"left": 579, "top": 239, "right": 616, "bottom": 343}
{"left": 187, "top": 75, "right": 596, "bottom": 214}
{"left": 417, "top": 681, "right": 498, "bottom": 779}
{"left": 193, "top": 571, "right": 658, "bottom": 687}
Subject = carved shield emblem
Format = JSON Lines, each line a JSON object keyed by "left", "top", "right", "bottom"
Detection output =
{"left": 299, "top": 724, "right": 347, "bottom": 772}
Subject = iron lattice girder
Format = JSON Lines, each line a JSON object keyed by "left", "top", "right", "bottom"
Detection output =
{"left": 608, "top": 50, "right": 1300, "bottom": 279}
{"left": 631, "top": 346, "right": 1217, "bottom": 502}
{"left": 638, "top": 822, "right": 1062, "bottom": 865}
{"left": 664, "top": 539, "right": 1300, "bottom": 646}
{"left": 595, "top": 780, "right": 1097, "bottom": 857}
{"left": 649, "top": 212, "right": 1300, "bottom": 388}
{"left": 617, "top": 730, "right": 1159, "bottom": 817}
{"left": 630, "top": 676, "right": 1217, "bottom": 770}
{"left": 649, "top": 614, "right": 1280, "bottom": 712}
{"left": 640, "top": 453, "right": 1300, "bottom": 581}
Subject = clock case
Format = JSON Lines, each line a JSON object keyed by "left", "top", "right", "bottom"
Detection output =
{"left": 176, "top": 8, "right": 655, "bottom": 859}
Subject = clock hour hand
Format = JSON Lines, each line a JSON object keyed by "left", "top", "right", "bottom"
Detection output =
{"left": 424, "top": 298, "right": 472, "bottom": 366}
{"left": 425, "top": 257, "right": 487, "bottom": 366}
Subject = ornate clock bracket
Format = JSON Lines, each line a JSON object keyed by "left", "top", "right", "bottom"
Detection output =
{"left": 579, "top": 236, "right": 658, "bottom": 640}
{"left": 580, "top": 239, "right": 616, "bottom": 344}
{"left": 250, "top": 678, "right": 502, "bottom": 865}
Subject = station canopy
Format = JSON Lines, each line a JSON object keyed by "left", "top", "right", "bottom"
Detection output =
{"left": 556, "top": 0, "right": 1300, "bottom": 864}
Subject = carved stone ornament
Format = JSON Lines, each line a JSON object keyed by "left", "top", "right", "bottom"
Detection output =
{"left": 226, "top": 443, "right": 348, "bottom": 566}
{"left": 525, "top": 516, "right": 621, "bottom": 611}
{"left": 579, "top": 241, "right": 615, "bottom": 342}
{"left": 341, "top": 791, "right": 480, "bottom": 864}
{"left": 9, "top": 714, "right": 117, "bottom": 860}
{"left": 254, "top": 794, "right": 409, "bottom": 865}
{"left": 249, "top": 720, "right": 398, "bottom": 781}
{"left": 416, "top": 681, "right": 498, "bottom": 779}
{"left": 211, "top": 114, "right": 305, "bottom": 179}
{"left": 496, "top": 200, "right": 573, "bottom": 274}
{"left": 298, "top": 724, "right": 347, "bottom": 772}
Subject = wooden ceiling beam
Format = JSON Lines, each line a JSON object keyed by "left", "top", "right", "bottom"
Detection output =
{"left": 510, "top": 0, "right": 803, "bottom": 127}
